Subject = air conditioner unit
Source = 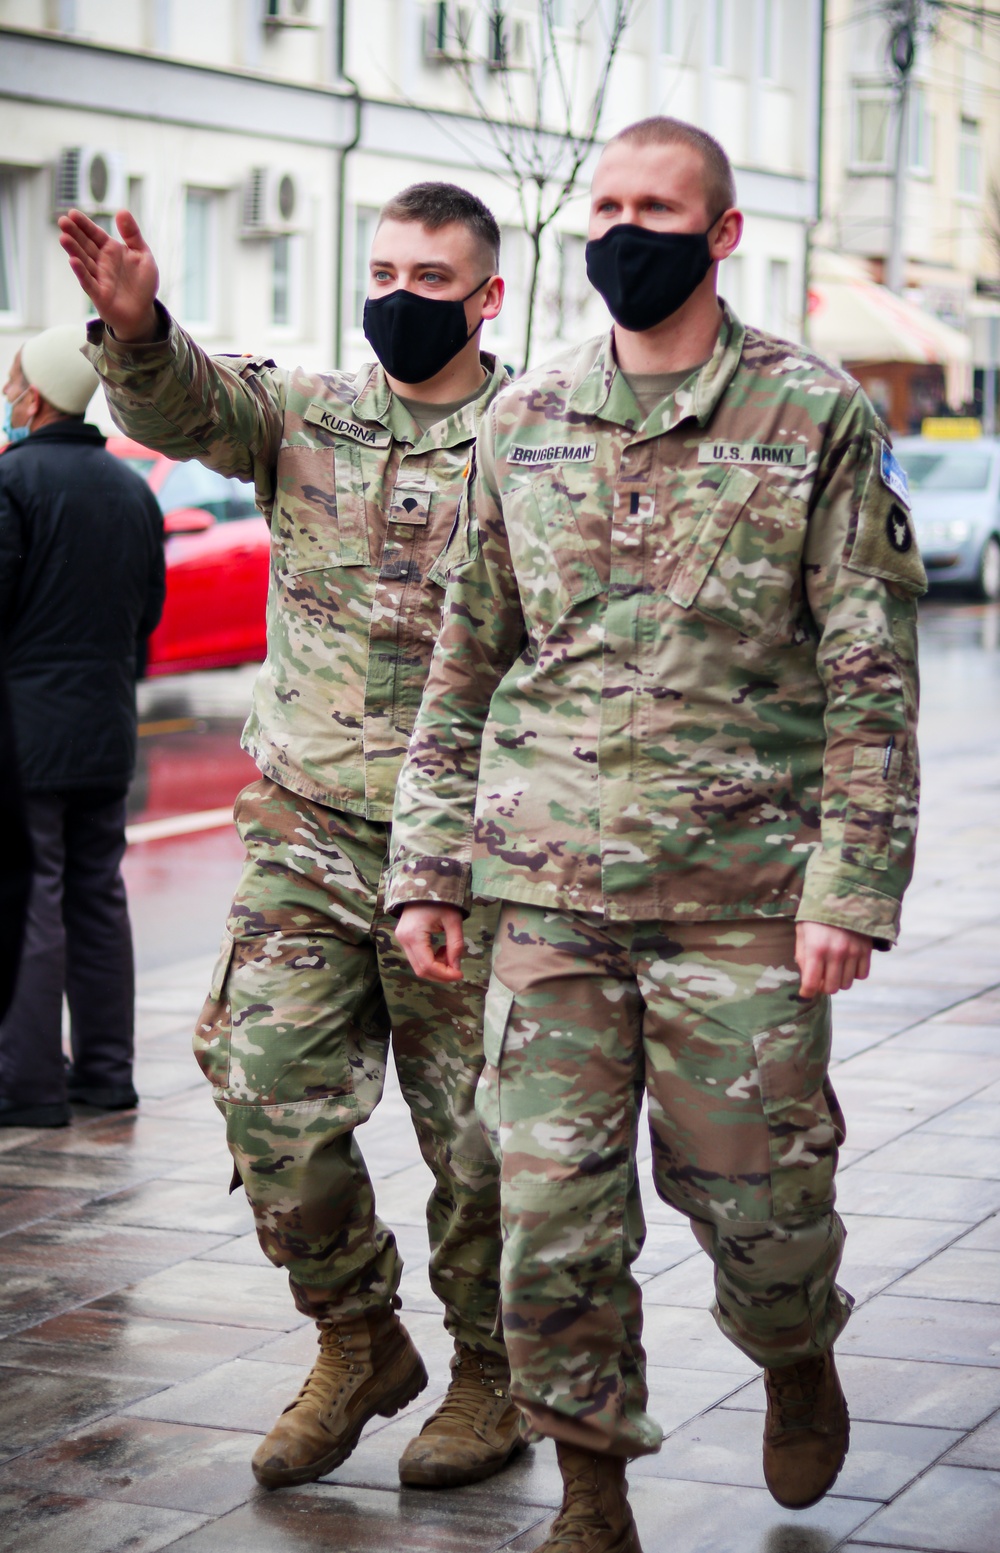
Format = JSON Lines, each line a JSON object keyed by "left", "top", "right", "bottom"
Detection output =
{"left": 425, "top": 1, "right": 474, "bottom": 62}
{"left": 489, "top": 10, "right": 532, "bottom": 71}
{"left": 264, "top": 0, "right": 315, "bottom": 25}
{"left": 242, "top": 169, "right": 302, "bottom": 237}
{"left": 53, "top": 148, "right": 127, "bottom": 215}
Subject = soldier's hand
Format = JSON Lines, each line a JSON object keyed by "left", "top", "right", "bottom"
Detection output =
{"left": 395, "top": 904, "right": 466, "bottom": 983}
{"left": 796, "top": 921, "right": 872, "bottom": 999}
{"left": 57, "top": 209, "right": 160, "bottom": 344}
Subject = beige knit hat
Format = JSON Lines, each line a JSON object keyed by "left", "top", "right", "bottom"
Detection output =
{"left": 20, "top": 324, "right": 99, "bottom": 416}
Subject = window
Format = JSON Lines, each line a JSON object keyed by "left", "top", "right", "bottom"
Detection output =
{"left": 909, "top": 85, "right": 931, "bottom": 174}
{"left": 272, "top": 234, "right": 301, "bottom": 330}
{"left": 0, "top": 173, "right": 23, "bottom": 322}
{"left": 157, "top": 463, "right": 256, "bottom": 522}
{"left": 711, "top": 0, "right": 732, "bottom": 70}
{"left": 767, "top": 258, "right": 790, "bottom": 336}
{"left": 660, "top": 0, "right": 682, "bottom": 55}
{"left": 760, "top": 0, "right": 778, "bottom": 81}
{"left": 959, "top": 116, "right": 981, "bottom": 198}
{"left": 353, "top": 205, "right": 379, "bottom": 329}
{"left": 719, "top": 253, "right": 744, "bottom": 316}
{"left": 127, "top": 176, "right": 144, "bottom": 225}
{"left": 899, "top": 450, "right": 991, "bottom": 492}
{"left": 852, "top": 87, "right": 893, "bottom": 168}
{"left": 183, "top": 189, "right": 216, "bottom": 328}
{"left": 555, "top": 232, "right": 587, "bottom": 339}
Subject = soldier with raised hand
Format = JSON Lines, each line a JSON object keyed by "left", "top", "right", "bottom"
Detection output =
{"left": 58, "top": 183, "right": 526, "bottom": 1493}
{"left": 390, "top": 118, "right": 925, "bottom": 1552}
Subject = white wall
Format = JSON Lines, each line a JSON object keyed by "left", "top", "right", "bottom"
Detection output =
{"left": 0, "top": 0, "right": 821, "bottom": 396}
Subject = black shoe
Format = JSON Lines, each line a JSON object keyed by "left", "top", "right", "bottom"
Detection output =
{"left": 67, "top": 1082, "right": 139, "bottom": 1111}
{"left": 0, "top": 1099, "right": 71, "bottom": 1128}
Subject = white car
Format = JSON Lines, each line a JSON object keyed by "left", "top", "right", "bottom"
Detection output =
{"left": 893, "top": 437, "right": 1000, "bottom": 602}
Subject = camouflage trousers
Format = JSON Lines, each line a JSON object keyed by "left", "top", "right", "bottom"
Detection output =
{"left": 477, "top": 905, "right": 853, "bottom": 1457}
{"left": 194, "top": 778, "right": 503, "bottom": 1354}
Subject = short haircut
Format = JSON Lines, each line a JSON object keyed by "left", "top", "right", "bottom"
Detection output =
{"left": 606, "top": 117, "right": 737, "bottom": 221}
{"left": 378, "top": 182, "right": 501, "bottom": 271}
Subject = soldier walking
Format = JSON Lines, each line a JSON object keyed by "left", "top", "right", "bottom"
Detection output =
{"left": 391, "top": 120, "right": 925, "bottom": 1552}
{"left": 59, "top": 184, "right": 524, "bottom": 1492}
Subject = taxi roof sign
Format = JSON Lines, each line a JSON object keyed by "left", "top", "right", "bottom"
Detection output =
{"left": 921, "top": 417, "right": 982, "bottom": 440}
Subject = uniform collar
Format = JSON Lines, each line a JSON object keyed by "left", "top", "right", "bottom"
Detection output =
{"left": 568, "top": 301, "right": 746, "bottom": 438}
{"left": 350, "top": 353, "right": 509, "bottom": 450}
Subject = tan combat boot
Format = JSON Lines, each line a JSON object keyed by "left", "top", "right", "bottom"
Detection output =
{"left": 251, "top": 1305, "right": 427, "bottom": 1489}
{"left": 398, "top": 1345, "right": 525, "bottom": 1487}
{"left": 533, "top": 1442, "right": 642, "bottom": 1553}
{"left": 762, "top": 1348, "right": 850, "bottom": 1509}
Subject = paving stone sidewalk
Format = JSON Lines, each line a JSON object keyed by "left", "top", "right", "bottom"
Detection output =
{"left": 0, "top": 606, "right": 998, "bottom": 1553}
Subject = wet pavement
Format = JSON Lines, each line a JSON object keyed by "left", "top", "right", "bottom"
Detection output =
{"left": 1, "top": 603, "right": 999, "bottom": 1552}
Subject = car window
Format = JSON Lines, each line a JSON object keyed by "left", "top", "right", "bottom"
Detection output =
{"left": 157, "top": 462, "right": 258, "bottom": 523}
{"left": 898, "top": 450, "right": 994, "bottom": 492}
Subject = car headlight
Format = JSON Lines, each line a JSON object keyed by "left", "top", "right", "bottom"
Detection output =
{"left": 946, "top": 520, "right": 971, "bottom": 542}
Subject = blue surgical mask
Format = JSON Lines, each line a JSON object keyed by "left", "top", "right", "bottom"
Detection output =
{"left": 2, "top": 387, "right": 31, "bottom": 445}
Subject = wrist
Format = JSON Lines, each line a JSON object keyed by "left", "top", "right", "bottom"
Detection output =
{"left": 106, "top": 307, "right": 160, "bottom": 346}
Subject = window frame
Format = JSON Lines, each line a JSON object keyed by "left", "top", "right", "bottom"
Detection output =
{"left": 850, "top": 83, "right": 895, "bottom": 173}
{"left": 352, "top": 203, "right": 380, "bottom": 332}
{"left": 908, "top": 83, "right": 932, "bottom": 177}
{"left": 759, "top": 0, "right": 779, "bottom": 82}
{"left": 711, "top": 0, "right": 732, "bottom": 71}
{"left": 958, "top": 114, "right": 981, "bottom": 201}
{"left": 181, "top": 187, "right": 219, "bottom": 332}
{"left": 270, "top": 231, "right": 303, "bottom": 335}
{"left": 0, "top": 170, "right": 25, "bottom": 327}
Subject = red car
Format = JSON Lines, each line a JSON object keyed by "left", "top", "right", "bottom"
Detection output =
{"left": 108, "top": 436, "right": 269, "bottom": 676}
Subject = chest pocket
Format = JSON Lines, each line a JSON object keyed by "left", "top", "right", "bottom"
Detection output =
{"left": 666, "top": 465, "right": 807, "bottom": 644}
{"left": 503, "top": 473, "right": 605, "bottom": 643}
{"left": 275, "top": 427, "right": 386, "bottom": 576}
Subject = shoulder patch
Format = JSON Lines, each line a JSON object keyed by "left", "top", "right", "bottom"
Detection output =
{"left": 879, "top": 440, "right": 909, "bottom": 504}
{"left": 848, "top": 438, "right": 926, "bottom": 595}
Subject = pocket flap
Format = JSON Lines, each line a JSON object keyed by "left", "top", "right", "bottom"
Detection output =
{"left": 209, "top": 930, "right": 235, "bottom": 1003}
{"left": 482, "top": 976, "right": 515, "bottom": 1068}
{"left": 666, "top": 465, "right": 759, "bottom": 609}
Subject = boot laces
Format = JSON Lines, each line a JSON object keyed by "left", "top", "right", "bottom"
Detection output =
{"left": 549, "top": 1455, "right": 606, "bottom": 1538}
{"left": 768, "top": 1356, "right": 826, "bottom": 1431}
{"left": 421, "top": 1349, "right": 508, "bottom": 1435}
{"left": 288, "top": 1326, "right": 364, "bottom": 1412}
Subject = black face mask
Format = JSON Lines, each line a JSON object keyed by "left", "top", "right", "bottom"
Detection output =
{"left": 362, "top": 278, "right": 491, "bottom": 384}
{"left": 585, "top": 221, "right": 718, "bottom": 333}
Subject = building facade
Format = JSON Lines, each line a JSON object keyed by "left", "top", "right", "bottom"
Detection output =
{"left": 820, "top": 0, "right": 1000, "bottom": 425}
{"left": 0, "top": 0, "right": 823, "bottom": 408}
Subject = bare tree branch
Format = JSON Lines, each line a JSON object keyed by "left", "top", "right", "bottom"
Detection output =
{"left": 451, "top": 0, "right": 638, "bottom": 366}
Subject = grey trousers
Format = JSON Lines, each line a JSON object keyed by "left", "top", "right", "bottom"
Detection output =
{"left": 0, "top": 790, "right": 134, "bottom": 1106}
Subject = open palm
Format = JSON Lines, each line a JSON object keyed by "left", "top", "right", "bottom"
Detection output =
{"left": 57, "top": 209, "right": 160, "bottom": 342}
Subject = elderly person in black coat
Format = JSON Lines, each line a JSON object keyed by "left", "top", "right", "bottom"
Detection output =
{"left": 0, "top": 324, "right": 165, "bottom": 1127}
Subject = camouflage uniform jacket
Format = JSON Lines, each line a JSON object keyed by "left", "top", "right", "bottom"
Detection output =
{"left": 387, "top": 305, "right": 926, "bottom": 943}
{"left": 85, "top": 310, "right": 508, "bottom": 820}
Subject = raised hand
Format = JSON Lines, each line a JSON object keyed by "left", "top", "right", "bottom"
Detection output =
{"left": 57, "top": 209, "right": 160, "bottom": 344}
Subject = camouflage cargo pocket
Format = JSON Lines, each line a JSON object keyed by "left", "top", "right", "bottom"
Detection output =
{"left": 667, "top": 466, "right": 807, "bottom": 644}
{"left": 503, "top": 478, "right": 603, "bottom": 643}
{"left": 474, "top": 975, "right": 515, "bottom": 1145}
{"left": 192, "top": 929, "right": 236, "bottom": 1091}
{"left": 752, "top": 1001, "right": 838, "bottom": 1220}
{"left": 274, "top": 439, "right": 370, "bottom": 571}
{"left": 841, "top": 744, "right": 902, "bottom": 871}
